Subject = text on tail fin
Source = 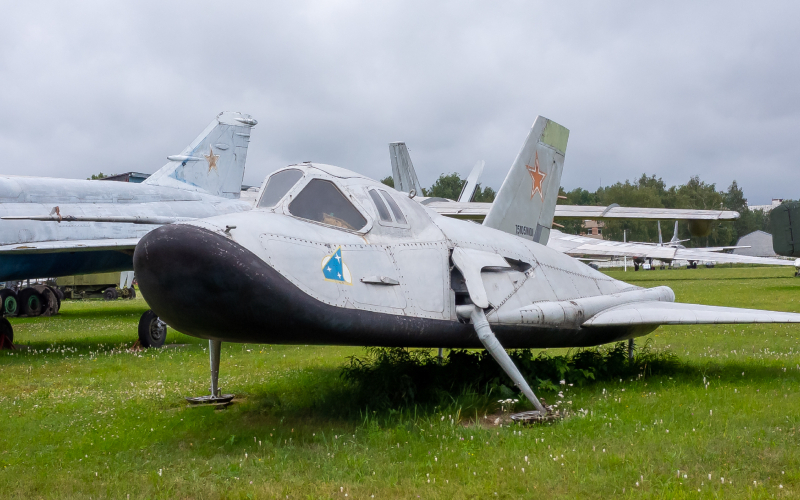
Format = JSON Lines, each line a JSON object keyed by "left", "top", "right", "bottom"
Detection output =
{"left": 483, "top": 116, "right": 569, "bottom": 245}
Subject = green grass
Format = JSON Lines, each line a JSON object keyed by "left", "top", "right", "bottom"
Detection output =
{"left": 2, "top": 267, "right": 800, "bottom": 498}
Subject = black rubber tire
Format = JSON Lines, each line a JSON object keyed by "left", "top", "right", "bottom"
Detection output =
{"left": 138, "top": 309, "right": 166, "bottom": 348}
{"left": 103, "top": 287, "right": 117, "bottom": 301}
{"left": 128, "top": 287, "right": 136, "bottom": 300}
{"left": 38, "top": 287, "right": 58, "bottom": 316}
{"left": 49, "top": 287, "right": 62, "bottom": 312}
{"left": 0, "top": 289, "right": 18, "bottom": 316}
{"left": 18, "top": 288, "right": 43, "bottom": 317}
{"left": 0, "top": 317, "right": 12, "bottom": 346}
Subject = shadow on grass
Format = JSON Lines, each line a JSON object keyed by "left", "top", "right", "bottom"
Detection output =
{"left": 208, "top": 341, "right": 687, "bottom": 424}
{"left": 128, "top": 348, "right": 800, "bottom": 455}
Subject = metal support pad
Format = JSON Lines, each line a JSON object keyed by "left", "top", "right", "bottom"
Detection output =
{"left": 186, "top": 338, "right": 234, "bottom": 406}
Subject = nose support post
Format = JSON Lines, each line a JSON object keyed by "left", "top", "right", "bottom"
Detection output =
{"left": 185, "top": 339, "right": 235, "bottom": 407}
{"left": 210, "top": 339, "right": 221, "bottom": 397}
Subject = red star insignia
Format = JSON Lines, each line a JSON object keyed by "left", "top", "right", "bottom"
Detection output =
{"left": 526, "top": 151, "right": 546, "bottom": 200}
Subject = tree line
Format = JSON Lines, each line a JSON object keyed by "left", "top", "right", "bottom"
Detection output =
{"left": 384, "top": 172, "right": 781, "bottom": 247}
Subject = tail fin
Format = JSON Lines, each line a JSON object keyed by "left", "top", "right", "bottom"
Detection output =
{"left": 388, "top": 142, "right": 424, "bottom": 195}
{"left": 144, "top": 111, "right": 257, "bottom": 198}
{"left": 458, "top": 160, "right": 485, "bottom": 202}
{"left": 670, "top": 220, "right": 679, "bottom": 244}
{"left": 482, "top": 116, "right": 569, "bottom": 245}
{"left": 658, "top": 221, "right": 663, "bottom": 245}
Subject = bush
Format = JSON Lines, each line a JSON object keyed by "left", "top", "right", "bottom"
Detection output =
{"left": 340, "top": 341, "right": 680, "bottom": 411}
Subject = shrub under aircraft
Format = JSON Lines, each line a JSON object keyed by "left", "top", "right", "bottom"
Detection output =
{"left": 133, "top": 116, "right": 800, "bottom": 415}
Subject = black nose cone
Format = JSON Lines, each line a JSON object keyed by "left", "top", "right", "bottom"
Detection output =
{"left": 134, "top": 224, "right": 272, "bottom": 341}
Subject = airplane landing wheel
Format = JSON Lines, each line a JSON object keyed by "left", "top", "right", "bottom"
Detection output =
{"left": 128, "top": 287, "right": 136, "bottom": 300}
{"left": 18, "top": 288, "right": 43, "bottom": 317}
{"left": 104, "top": 287, "right": 117, "bottom": 301}
{"left": 0, "top": 317, "right": 13, "bottom": 349}
{"left": 138, "top": 310, "right": 166, "bottom": 348}
{"left": 38, "top": 287, "right": 59, "bottom": 316}
{"left": 0, "top": 289, "right": 18, "bottom": 316}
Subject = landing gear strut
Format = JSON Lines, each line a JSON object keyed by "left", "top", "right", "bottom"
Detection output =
{"left": 186, "top": 339, "right": 234, "bottom": 406}
{"left": 459, "top": 305, "right": 555, "bottom": 421}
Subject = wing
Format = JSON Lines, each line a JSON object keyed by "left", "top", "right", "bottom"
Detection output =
{"left": 424, "top": 201, "right": 740, "bottom": 222}
{"left": 583, "top": 301, "right": 800, "bottom": 326}
{"left": 553, "top": 205, "right": 739, "bottom": 220}
{"left": 548, "top": 230, "right": 794, "bottom": 266}
{"left": 673, "top": 248, "right": 793, "bottom": 266}
{"left": 0, "top": 238, "right": 140, "bottom": 254}
{"left": 2, "top": 215, "right": 190, "bottom": 224}
{"left": 697, "top": 245, "right": 749, "bottom": 252}
{"left": 547, "top": 230, "right": 675, "bottom": 259}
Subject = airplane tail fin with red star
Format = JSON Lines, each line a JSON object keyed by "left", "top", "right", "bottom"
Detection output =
{"left": 144, "top": 111, "right": 257, "bottom": 199}
{"left": 483, "top": 116, "right": 569, "bottom": 245}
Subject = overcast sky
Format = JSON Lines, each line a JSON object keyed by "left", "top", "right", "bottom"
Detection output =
{"left": 1, "top": 1, "right": 797, "bottom": 204}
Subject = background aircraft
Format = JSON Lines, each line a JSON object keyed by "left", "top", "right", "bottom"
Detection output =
{"left": 387, "top": 141, "right": 739, "bottom": 241}
{"left": 547, "top": 228, "right": 794, "bottom": 270}
{"left": 133, "top": 116, "right": 800, "bottom": 415}
{"left": 0, "top": 111, "right": 257, "bottom": 345}
{"left": 388, "top": 140, "right": 795, "bottom": 271}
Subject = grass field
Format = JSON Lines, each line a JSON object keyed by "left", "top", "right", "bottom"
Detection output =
{"left": 2, "top": 266, "right": 800, "bottom": 498}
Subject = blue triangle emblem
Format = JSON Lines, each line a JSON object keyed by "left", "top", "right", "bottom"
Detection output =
{"left": 321, "top": 247, "right": 351, "bottom": 284}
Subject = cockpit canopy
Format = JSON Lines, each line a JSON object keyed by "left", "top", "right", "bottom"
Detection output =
{"left": 257, "top": 169, "right": 303, "bottom": 208}
{"left": 288, "top": 179, "right": 367, "bottom": 231}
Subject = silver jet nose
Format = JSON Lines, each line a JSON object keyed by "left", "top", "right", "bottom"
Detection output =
{"left": 134, "top": 223, "right": 474, "bottom": 347}
{"left": 134, "top": 223, "right": 283, "bottom": 342}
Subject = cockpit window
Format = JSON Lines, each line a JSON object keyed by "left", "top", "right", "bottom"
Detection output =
{"left": 289, "top": 179, "right": 367, "bottom": 231}
{"left": 368, "top": 189, "right": 392, "bottom": 222}
{"left": 258, "top": 169, "right": 303, "bottom": 208}
{"left": 379, "top": 190, "right": 407, "bottom": 224}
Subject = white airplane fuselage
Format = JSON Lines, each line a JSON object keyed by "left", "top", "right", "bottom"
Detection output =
{"left": 0, "top": 175, "right": 251, "bottom": 280}
{"left": 135, "top": 164, "right": 676, "bottom": 349}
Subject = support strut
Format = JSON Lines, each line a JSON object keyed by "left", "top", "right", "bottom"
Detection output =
{"left": 186, "top": 339, "right": 234, "bottom": 407}
{"left": 467, "top": 306, "right": 546, "bottom": 414}
{"left": 210, "top": 339, "right": 221, "bottom": 397}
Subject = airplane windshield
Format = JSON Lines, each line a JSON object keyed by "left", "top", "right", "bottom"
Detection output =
{"left": 289, "top": 179, "right": 367, "bottom": 231}
{"left": 258, "top": 169, "right": 304, "bottom": 208}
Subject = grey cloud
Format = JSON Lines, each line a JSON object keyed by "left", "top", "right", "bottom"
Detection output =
{"left": 1, "top": 1, "right": 798, "bottom": 204}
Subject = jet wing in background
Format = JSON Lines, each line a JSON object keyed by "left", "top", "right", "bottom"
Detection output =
{"left": 0, "top": 238, "right": 139, "bottom": 254}
{"left": 548, "top": 230, "right": 795, "bottom": 267}
{"left": 422, "top": 199, "right": 739, "bottom": 223}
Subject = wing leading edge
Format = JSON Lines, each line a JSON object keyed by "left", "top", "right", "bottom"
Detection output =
{"left": 0, "top": 238, "right": 140, "bottom": 254}
{"left": 426, "top": 202, "right": 740, "bottom": 222}
{"left": 583, "top": 301, "right": 800, "bottom": 327}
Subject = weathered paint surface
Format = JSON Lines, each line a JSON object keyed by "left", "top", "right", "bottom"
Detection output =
{"left": 135, "top": 160, "right": 800, "bottom": 350}
{"left": 0, "top": 112, "right": 256, "bottom": 280}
